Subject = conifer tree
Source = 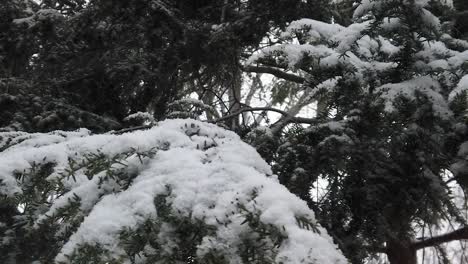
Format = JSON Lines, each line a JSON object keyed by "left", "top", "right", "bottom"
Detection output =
{"left": 247, "top": 0, "right": 468, "bottom": 263}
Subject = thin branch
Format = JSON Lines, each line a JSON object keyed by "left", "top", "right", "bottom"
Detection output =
{"left": 242, "top": 65, "right": 305, "bottom": 84}
{"left": 413, "top": 227, "right": 468, "bottom": 250}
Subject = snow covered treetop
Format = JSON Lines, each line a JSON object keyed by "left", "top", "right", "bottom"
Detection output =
{"left": 0, "top": 119, "right": 346, "bottom": 264}
{"left": 247, "top": 0, "right": 468, "bottom": 119}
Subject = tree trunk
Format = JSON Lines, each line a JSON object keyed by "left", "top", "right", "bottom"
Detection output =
{"left": 227, "top": 62, "right": 242, "bottom": 130}
{"left": 386, "top": 240, "right": 417, "bottom": 264}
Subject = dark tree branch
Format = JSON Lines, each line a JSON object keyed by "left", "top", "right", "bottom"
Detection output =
{"left": 242, "top": 65, "right": 305, "bottom": 84}
{"left": 413, "top": 227, "right": 468, "bottom": 250}
{"left": 213, "top": 107, "right": 316, "bottom": 125}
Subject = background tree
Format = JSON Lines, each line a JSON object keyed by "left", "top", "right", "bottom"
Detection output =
{"left": 0, "top": 0, "right": 332, "bottom": 132}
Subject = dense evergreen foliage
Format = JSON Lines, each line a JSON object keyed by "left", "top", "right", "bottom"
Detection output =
{"left": 0, "top": 0, "right": 330, "bottom": 132}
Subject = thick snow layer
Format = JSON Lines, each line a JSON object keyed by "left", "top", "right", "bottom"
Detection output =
{"left": 0, "top": 119, "right": 346, "bottom": 264}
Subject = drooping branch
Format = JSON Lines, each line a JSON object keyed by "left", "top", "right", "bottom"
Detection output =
{"left": 242, "top": 65, "right": 305, "bottom": 84}
{"left": 213, "top": 107, "right": 317, "bottom": 125}
{"left": 413, "top": 227, "right": 468, "bottom": 250}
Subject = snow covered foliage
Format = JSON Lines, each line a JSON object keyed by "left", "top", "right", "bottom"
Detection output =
{"left": 247, "top": 0, "right": 468, "bottom": 119}
{"left": 0, "top": 119, "right": 346, "bottom": 264}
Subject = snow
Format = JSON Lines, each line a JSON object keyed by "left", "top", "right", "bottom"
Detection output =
{"left": 12, "top": 16, "right": 35, "bottom": 27}
{"left": 448, "top": 51, "right": 468, "bottom": 69}
{"left": 458, "top": 141, "right": 468, "bottom": 157}
{"left": 427, "top": 59, "right": 449, "bottom": 70}
{"left": 441, "top": 34, "right": 468, "bottom": 49}
{"left": 377, "top": 36, "right": 400, "bottom": 55}
{"left": 123, "top": 111, "right": 155, "bottom": 123}
{"left": 0, "top": 119, "right": 346, "bottom": 263}
{"left": 420, "top": 8, "right": 441, "bottom": 31}
{"left": 376, "top": 76, "right": 452, "bottom": 118}
{"left": 334, "top": 21, "right": 371, "bottom": 53}
{"left": 247, "top": 18, "right": 396, "bottom": 81}
{"left": 449, "top": 75, "right": 468, "bottom": 102}
{"left": 353, "top": 0, "right": 440, "bottom": 31}
{"left": 353, "top": 0, "right": 382, "bottom": 18}
{"left": 380, "top": 17, "right": 401, "bottom": 31}
{"left": 284, "top": 19, "right": 344, "bottom": 42}
{"left": 309, "top": 121, "right": 346, "bottom": 132}
{"left": 246, "top": 44, "right": 332, "bottom": 69}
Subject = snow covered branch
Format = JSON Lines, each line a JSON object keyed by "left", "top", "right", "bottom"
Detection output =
{"left": 242, "top": 65, "right": 305, "bottom": 84}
